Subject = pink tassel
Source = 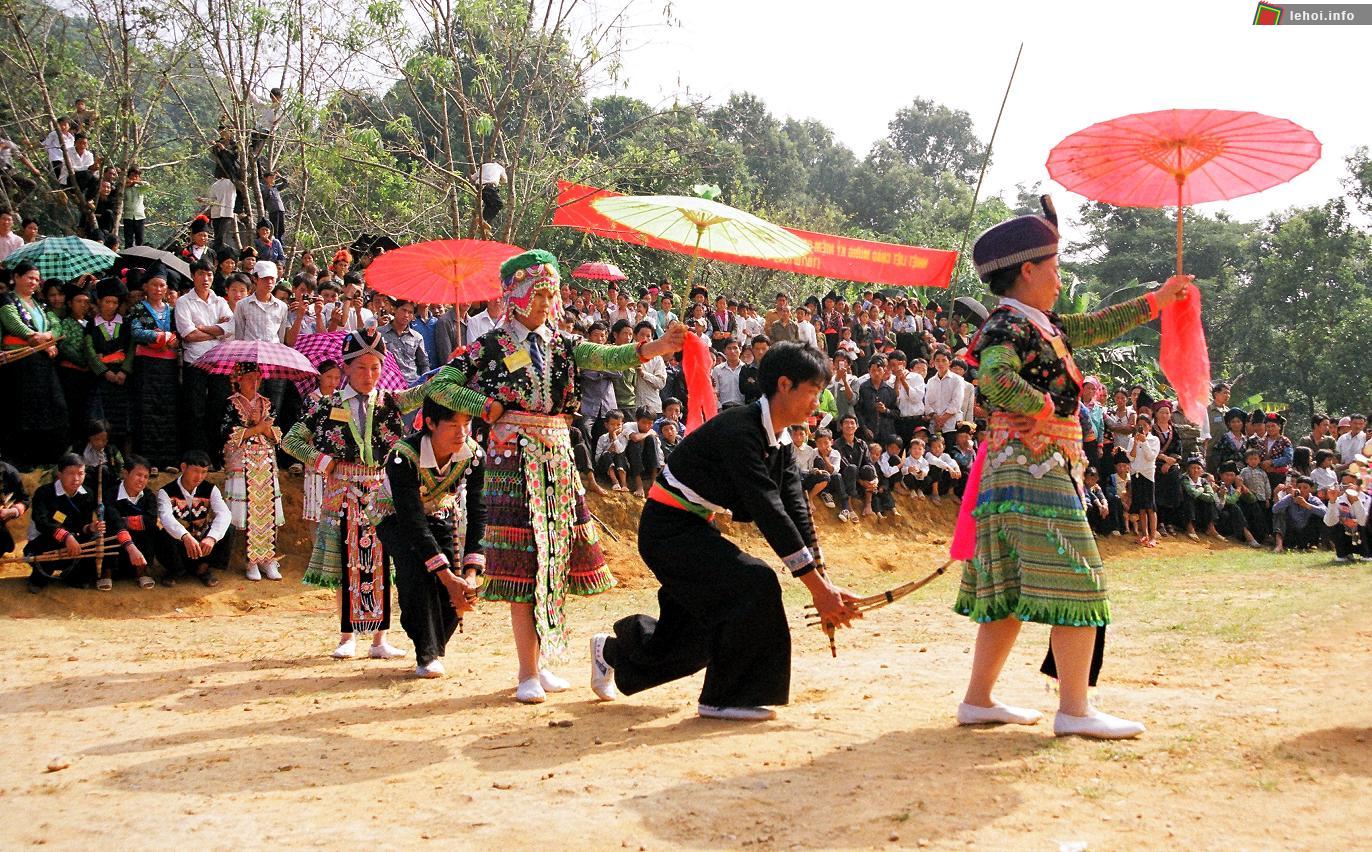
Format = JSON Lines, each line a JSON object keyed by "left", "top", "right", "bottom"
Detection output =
{"left": 949, "top": 441, "right": 988, "bottom": 561}
{"left": 1159, "top": 284, "right": 1211, "bottom": 426}
{"left": 682, "top": 333, "right": 717, "bottom": 432}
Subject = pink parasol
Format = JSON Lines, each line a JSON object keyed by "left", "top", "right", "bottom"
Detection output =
{"left": 570, "top": 261, "right": 627, "bottom": 282}
{"left": 194, "top": 339, "right": 318, "bottom": 380}
{"left": 292, "top": 331, "right": 407, "bottom": 397}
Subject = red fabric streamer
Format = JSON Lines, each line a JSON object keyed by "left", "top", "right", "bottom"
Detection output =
{"left": 681, "top": 333, "right": 718, "bottom": 433}
{"left": 949, "top": 441, "right": 988, "bottom": 562}
{"left": 1158, "top": 284, "right": 1211, "bottom": 426}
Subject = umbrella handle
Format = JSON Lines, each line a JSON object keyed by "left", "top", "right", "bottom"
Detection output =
{"left": 1175, "top": 150, "right": 1185, "bottom": 279}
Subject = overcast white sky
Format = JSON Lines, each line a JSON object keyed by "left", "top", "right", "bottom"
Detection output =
{"left": 592, "top": 0, "right": 1370, "bottom": 245}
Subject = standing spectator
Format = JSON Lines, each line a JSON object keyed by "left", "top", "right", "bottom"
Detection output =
{"left": 200, "top": 171, "right": 238, "bottom": 250}
{"left": 856, "top": 354, "right": 895, "bottom": 442}
{"left": 0, "top": 210, "right": 23, "bottom": 262}
{"left": 608, "top": 320, "right": 637, "bottom": 410}
{"left": 1127, "top": 413, "right": 1161, "bottom": 546}
{"left": 378, "top": 300, "right": 429, "bottom": 383}
{"left": 87, "top": 276, "right": 133, "bottom": 453}
{"left": 128, "top": 269, "right": 179, "bottom": 469}
{"left": 1298, "top": 413, "right": 1336, "bottom": 453}
{"left": 260, "top": 170, "right": 287, "bottom": 239}
{"left": 1260, "top": 413, "right": 1294, "bottom": 490}
{"left": 1335, "top": 413, "right": 1366, "bottom": 464}
{"left": 1201, "top": 382, "right": 1231, "bottom": 458}
{"left": 54, "top": 282, "right": 100, "bottom": 449}
{"left": 253, "top": 88, "right": 284, "bottom": 154}
{"left": 42, "top": 117, "right": 74, "bottom": 179}
{"left": 462, "top": 298, "right": 503, "bottom": 342}
{"left": 472, "top": 160, "right": 507, "bottom": 232}
{"left": 738, "top": 335, "right": 769, "bottom": 404}
{"left": 154, "top": 450, "right": 232, "bottom": 586}
{"left": 795, "top": 305, "right": 819, "bottom": 349}
{"left": 252, "top": 219, "right": 285, "bottom": 266}
{"left": 711, "top": 339, "right": 745, "bottom": 408}
{"left": 653, "top": 293, "right": 679, "bottom": 337}
{"left": 923, "top": 348, "right": 965, "bottom": 444}
{"left": 121, "top": 167, "right": 147, "bottom": 247}
{"left": 58, "top": 134, "right": 97, "bottom": 198}
{"left": 431, "top": 302, "right": 467, "bottom": 366}
{"left": 1151, "top": 401, "right": 1184, "bottom": 536}
{"left": 632, "top": 321, "right": 667, "bottom": 414}
{"left": 20, "top": 217, "right": 41, "bottom": 243}
{"left": 0, "top": 261, "right": 67, "bottom": 467}
{"left": 232, "top": 261, "right": 290, "bottom": 423}
{"left": 176, "top": 261, "right": 234, "bottom": 463}
{"left": 762, "top": 292, "right": 788, "bottom": 329}
{"left": 707, "top": 295, "right": 736, "bottom": 353}
{"left": 768, "top": 303, "right": 800, "bottom": 343}
{"left": 180, "top": 216, "right": 216, "bottom": 267}
{"left": 412, "top": 303, "right": 438, "bottom": 366}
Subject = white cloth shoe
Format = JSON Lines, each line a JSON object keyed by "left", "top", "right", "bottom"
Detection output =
{"left": 368, "top": 642, "right": 407, "bottom": 660}
{"left": 538, "top": 668, "right": 571, "bottom": 692}
{"left": 516, "top": 677, "right": 547, "bottom": 704}
{"left": 261, "top": 560, "right": 282, "bottom": 580}
{"left": 698, "top": 704, "right": 777, "bottom": 721}
{"left": 331, "top": 638, "right": 356, "bottom": 659}
{"left": 1054, "top": 708, "right": 1145, "bottom": 739}
{"left": 957, "top": 701, "right": 1043, "bottom": 726}
{"left": 415, "top": 660, "right": 446, "bottom": 678}
{"left": 245, "top": 563, "right": 262, "bottom": 582}
{"left": 589, "top": 634, "right": 618, "bottom": 701}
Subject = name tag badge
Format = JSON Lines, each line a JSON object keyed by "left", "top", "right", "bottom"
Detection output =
{"left": 504, "top": 349, "right": 532, "bottom": 372}
{"left": 329, "top": 406, "right": 351, "bottom": 423}
{"left": 53, "top": 511, "right": 67, "bottom": 524}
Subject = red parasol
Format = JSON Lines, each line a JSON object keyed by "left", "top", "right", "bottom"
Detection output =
{"left": 571, "top": 261, "right": 627, "bottom": 282}
{"left": 363, "top": 239, "right": 523, "bottom": 305}
{"left": 1046, "top": 109, "right": 1320, "bottom": 423}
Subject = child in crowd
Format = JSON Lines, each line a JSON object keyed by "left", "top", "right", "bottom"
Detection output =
{"left": 222, "top": 362, "right": 284, "bottom": 581}
{"left": 879, "top": 436, "right": 904, "bottom": 517}
{"left": 1083, "top": 466, "right": 1113, "bottom": 536}
{"left": 658, "top": 420, "right": 681, "bottom": 462}
{"left": 594, "top": 409, "right": 630, "bottom": 492}
{"left": 1127, "top": 413, "right": 1160, "bottom": 546}
{"left": 866, "top": 441, "right": 896, "bottom": 519}
{"left": 1310, "top": 449, "right": 1339, "bottom": 498}
{"left": 654, "top": 397, "right": 686, "bottom": 438}
{"left": 302, "top": 360, "right": 342, "bottom": 521}
{"left": 1239, "top": 448, "right": 1272, "bottom": 509}
{"left": 950, "top": 423, "right": 977, "bottom": 498}
{"left": 812, "top": 427, "right": 853, "bottom": 520}
{"left": 1213, "top": 461, "right": 1264, "bottom": 547}
{"left": 80, "top": 418, "right": 125, "bottom": 471}
{"left": 902, "top": 436, "right": 932, "bottom": 497}
{"left": 925, "top": 433, "right": 961, "bottom": 503}
{"left": 1111, "top": 452, "right": 1134, "bottom": 536}
{"left": 621, "top": 406, "right": 664, "bottom": 497}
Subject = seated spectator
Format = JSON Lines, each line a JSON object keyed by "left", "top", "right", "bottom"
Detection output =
{"left": 105, "top": 454, "right": 158, "bottom": 589}
{"left": 253, "top": 218, "right": 285, "bottom": 265}
{"left": 0, "top": 454, "right": 29, "bottom": 558}
{"left": 658, "top": 419, "right": 682, "bottom": 463}
{"left": 1082, "top": 466, "right": 1114, "bottom": 537}
{"left": 950, "top": 423, "right": 977, "bottom": 497}
{"left": 1323, "top": 470, "right": 1369, "bottom": 562}
{"left": 155, "top": 450, "right": 233, "bottom": 587}
{"left": 925, "top": 433, "right": 961, "bottom": 503}
{"left": 25, "top": 453, "right": 141, "bottom": 593}
{"left": 1271, "top": 476, "right": 1326, "bottom": 553}
{"left": 1109, "top": 451, "right": 1133, "bottom": 536}
{"left": 1212, "top": 461, "right": 1264, "bottom": 547}
{"left": 80, "top": 419, "right": 125, "bottom": 471}
{"left": 902, "top": 436, "right": 932, "bottom": 498}
{"left": 621, "top": 406, "right": 664, "bottom": 497}
{"left": 593, "top": 409, "right": 630, "bottom": 492}
{"left": 878, "top": 436, "right": 904, "bottom": 517}
{"left": 1310, "top": 449, "right": 1339, "bottom": 498}
{"left": 834, "top": 414, "right": 870, "bottom": 518}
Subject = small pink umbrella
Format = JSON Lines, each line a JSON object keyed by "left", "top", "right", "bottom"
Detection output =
{"left": 292, "top": 331, "right": 407, "bottom": 396}
{"left": 571, "top": 261, "right": 627, "bottom": 282}
{"left": 194, "top": 339, "right": 318, "bottom": 380}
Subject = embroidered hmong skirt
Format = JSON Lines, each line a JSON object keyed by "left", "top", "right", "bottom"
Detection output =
{"left": 225, "top": 438, "right": 284, "bottom": 564}
{"left": 302, "top": 462, "right": 389, "bottom": 633}
{"left": 954, "top": 412, "right": 1110, "bottom": 627}
{"left": 481, "top": 410, "right": 614, "bottom": 660}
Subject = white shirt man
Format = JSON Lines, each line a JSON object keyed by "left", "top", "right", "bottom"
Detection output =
{"left": 473, "top": 162, "right": 507, "bottom": 186}
{"left": 796, "top": 313, "right": 819, "bottom": 348}
{"left": 923, "top": 366, "right": 966, "bottom": 435}
{"left": 1335, "top": 421, "right": 1367, "bottom": 464}
{"left": 232, "top": 263, "right": 289, "bottom": 342}
{"left": 175, "top": 277, "right": 234, "bottom": 365}
{"left": 58, "top": 143, "right": 95, "bottom": 186}
{"left": 891, "top": 366, "right": 926, "bottom": 419}
{"left": 0, "top": 213, "right": 23, "bottom": 262}
{"left": 41, "top": 127, "right": 73, "bottom": 166}
{"left": 207, "top": 177, "right": 236, "bottom": 219}
{"left": 156, "top": 478, "right": 231, "bottom": 543}
{"left": 464, "top": 306, "right": 503, "bottom": 342}
{"left": 712, "top": 352, "right": 745, "bottom": 407}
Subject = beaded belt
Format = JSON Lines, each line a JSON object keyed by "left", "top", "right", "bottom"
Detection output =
{"left": 495, "top": 409, "right": 570, "bottom": 450}
{"left": 986, "top": 410, "right": 1087, "bottom": 481}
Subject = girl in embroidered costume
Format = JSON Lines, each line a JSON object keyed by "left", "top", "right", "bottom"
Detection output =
{"left": 284, "top": 329, "right": 426, "bottom": 661}
{"left": 954, "top": 197, "right": 1189, "bottom": 740}
{"left": 127, "top": 267, "right": 180, "bottom": 469}
{"left": 300, "top": 359, "right": 342, "bottom": 523}
{"left": 87, "top": 275, "right": 135, "bottom": 455}
{"left": 223, "top": 362, "right": 285, "bottom": 581}
{"left": 427, "top": 250, "right": 685, "bottom": 704}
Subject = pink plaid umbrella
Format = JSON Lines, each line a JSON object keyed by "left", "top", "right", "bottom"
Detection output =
{"left": 194, "top": 339, "right": 319, "bottom": 380}
{"left": 291, "top": 331, "right": 407, "bottom": 396}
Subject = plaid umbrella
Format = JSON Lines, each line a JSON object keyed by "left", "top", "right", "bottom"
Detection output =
{"left": 194, "top": 339, "right": 319, "bottom": 380}
{"left": 3, "top": 235, "right": 117, "bottom": 280}
{"left": 291, "top": 331, "right": 407, "bottom": 397}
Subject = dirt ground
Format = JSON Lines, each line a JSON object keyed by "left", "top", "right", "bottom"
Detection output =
{"left": 1, "top": 474, "right": 1369, "bottom": 850}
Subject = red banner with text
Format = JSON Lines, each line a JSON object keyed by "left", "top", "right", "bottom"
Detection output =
{"left": 552, "top": 181, "right": 957, "bottom": 289}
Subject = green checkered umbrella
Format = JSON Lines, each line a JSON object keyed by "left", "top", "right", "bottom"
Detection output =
{"left": 2, "top": 235, "right": 117, "bottom": 280}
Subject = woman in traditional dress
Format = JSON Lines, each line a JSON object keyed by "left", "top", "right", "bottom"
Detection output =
{"left": 300, "top": 359, "right": 342, "bottom": 524}
{"left": 427, "top": 250, "right": 684, "bottom": 704}
{"left": 86, "top": 276, "right": 135, "bottom": 456}
{"left": 223, "top": 362, "right": 285, "bottom": 581}
{"left": 55, "top": 280, "right": 100, "bottom": 449}
{"left": 0, "top": 260, "right": 68, "bottom": 468}
{"left": 283, "top": 329, "right": 426, "bottom": 661}
{"left": 127, "top": 268, "right": 180, "bottom": 469}
{"left": 954, "top": 197, "right": 1187, "bottom": 740}
{"left": 1151, "top": 400, "right": 1184, "bottom": 536}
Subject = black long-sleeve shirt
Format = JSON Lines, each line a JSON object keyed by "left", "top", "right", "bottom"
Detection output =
{"left": 377, "top": 433, "right": 486, "bottom": 572}
{"left": 28, "top": 475, "right": 125, "bottom": 545}
{"left": 0, "top": 460, "right": 30, "bottom": 553}
{"left": 656, "top": 398, "right": 820, "bottom": 574}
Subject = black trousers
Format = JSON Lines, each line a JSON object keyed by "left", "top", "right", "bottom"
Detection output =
{"left": 605, "top": 501, "right": 791, "bottom": 708}
{"left": 1272, "top": 513, "right": 1321, "bottom": 550}
{"left": 122, "top": 219, "right": 145, "bottom": 247}
{"left": 154, "top": 529, "right": 234, "bottom": 578}
{"left": 1330, "top": 524, "right": 1368, "bottom": 559}
{"left": 181, "top": 368, "right": 231, "bottom": 465}
{"left": 111, "top": 527, "right": 158, "bottom": 579}
{"left": 268, "top": 209, "right": 285, "bottom": 240}
{"left": 379, "top": 522, "right": 459, "bottom": 666}
{"left": 626, "top": 433, "right": 663, "bottom": 480}
{"left": 480, "top": 184, "right": 504, "bottom": 224}
{"left": 1085, "top": 502, "right": 1114, "bottom": 535}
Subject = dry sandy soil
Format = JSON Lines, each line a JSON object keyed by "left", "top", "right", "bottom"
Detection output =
{"left": 1, "top": 473, "right": 1369, "bottom": 850}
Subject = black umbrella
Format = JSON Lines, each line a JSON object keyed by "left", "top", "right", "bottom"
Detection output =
{"left": 953, "top": 295, "right": 989, "bottom": 324}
